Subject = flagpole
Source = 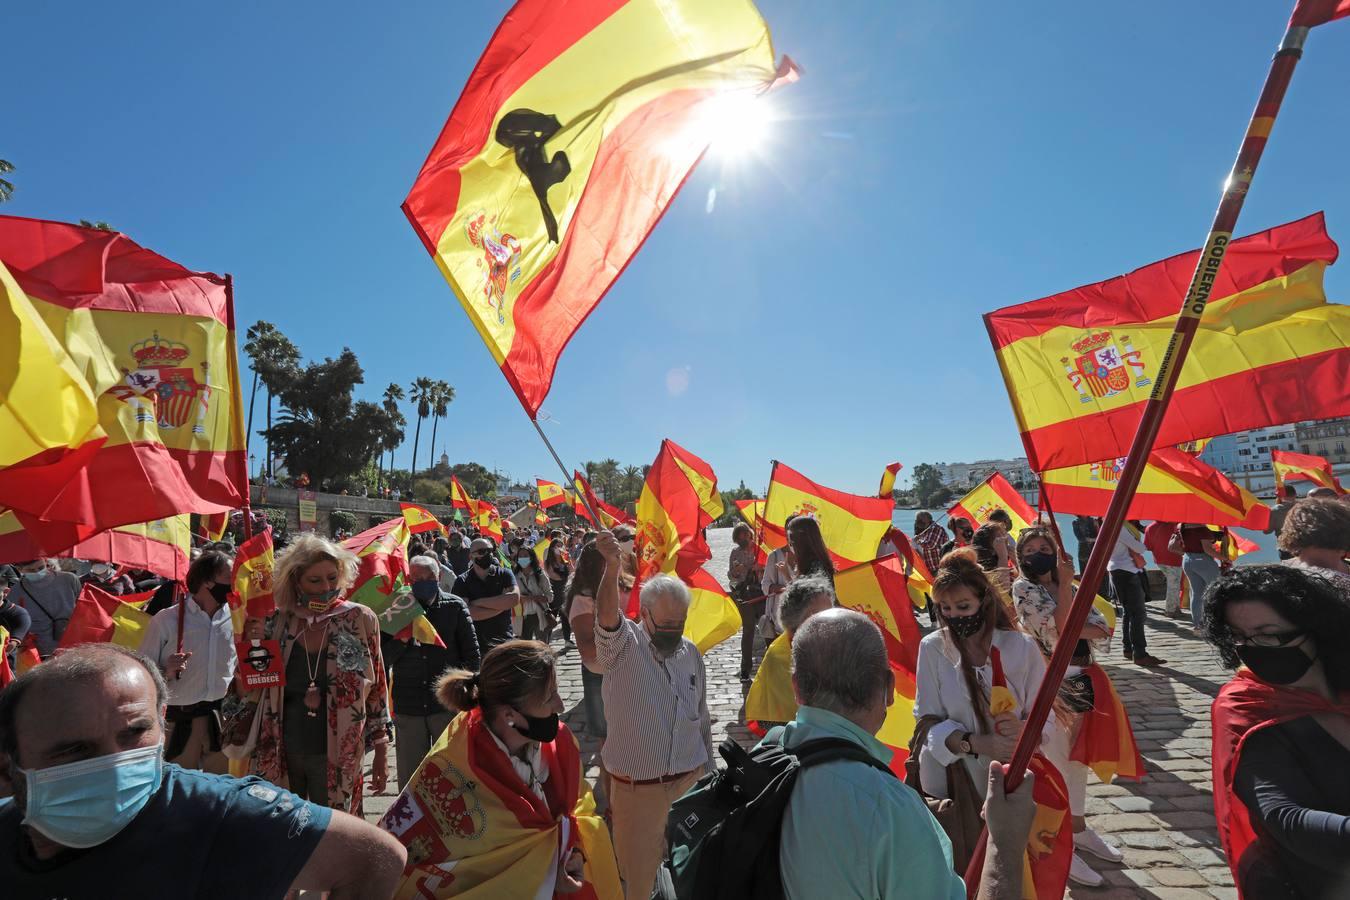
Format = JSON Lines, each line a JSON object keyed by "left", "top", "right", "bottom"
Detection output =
{"left": 530, "top": 417, "right": 604, "bottom": 527}
{"left": 964, "top": 12, "right": 1316, "bottom": 896}
{"left": 224, "top": 275, "right": 255, "bottom": 546}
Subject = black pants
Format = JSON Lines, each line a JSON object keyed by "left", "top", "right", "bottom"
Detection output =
{"left": 1111, "top": 569, "right": 1148, "bottom": 659}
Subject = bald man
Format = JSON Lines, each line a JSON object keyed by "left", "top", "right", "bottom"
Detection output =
{"left": 0, "top": 644, "right": 405, "bottom": 899}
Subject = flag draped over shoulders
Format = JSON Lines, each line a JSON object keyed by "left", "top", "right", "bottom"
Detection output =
{"left": 379, "top": 708, "right": 619, "bottom": 899}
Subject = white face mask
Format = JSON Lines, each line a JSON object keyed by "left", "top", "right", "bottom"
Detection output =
{"left": 618, "top": 539, "right": 634, "bottom": 554}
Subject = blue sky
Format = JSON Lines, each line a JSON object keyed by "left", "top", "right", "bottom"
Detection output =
{"left": 6, "top": 1, "right": 1349, "bottom": 496}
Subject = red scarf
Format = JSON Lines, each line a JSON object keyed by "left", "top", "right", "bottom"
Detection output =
{"left": 1212, "top": 670, "right": 1350, "bottom": 897}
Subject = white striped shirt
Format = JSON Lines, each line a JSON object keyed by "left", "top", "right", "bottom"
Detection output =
{"left": 595, "top": 617, "right": 713, "bottom": 780}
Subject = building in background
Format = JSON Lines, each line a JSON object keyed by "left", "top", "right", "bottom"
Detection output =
{"left": 935, "top": 457, "right": 1034, "bottom": 490}
{"left": 1200, "top": 417, "right": 1350, "bottom": 497}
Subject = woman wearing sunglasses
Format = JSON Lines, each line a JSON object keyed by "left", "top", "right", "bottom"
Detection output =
{"left": 1208, "top": 565, "right": 1350, "bottom": 898}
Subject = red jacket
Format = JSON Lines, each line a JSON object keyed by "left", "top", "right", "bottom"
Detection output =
{"left": 1143, "top": 521, "right": 1183, "bottom": 567}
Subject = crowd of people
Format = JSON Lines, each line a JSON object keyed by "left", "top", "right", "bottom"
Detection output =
{"left": 0, "top": 486, "right": 1348, "bottom": 898}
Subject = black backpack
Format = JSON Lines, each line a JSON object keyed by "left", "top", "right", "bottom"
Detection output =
{"left": 656, "top": 734, "right": 897, "bottom": 900}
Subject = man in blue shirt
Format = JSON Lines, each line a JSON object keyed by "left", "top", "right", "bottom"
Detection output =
{"left": 770, "top": 609, "right": 1035, "bottom": 900}
{"left": 0, "top": 643, "right": 406, "bottom": 899}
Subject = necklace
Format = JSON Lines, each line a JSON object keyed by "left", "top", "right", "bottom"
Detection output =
{"left": 301, "top": 619, "right": 330, "bottom": 719}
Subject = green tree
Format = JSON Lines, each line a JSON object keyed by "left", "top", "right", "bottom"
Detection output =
{"left": 910, "top": 463, "right": 950, "bottom": 508}
{"left": 714, "top": 480, "right": 756, "bottom": 526}
{"left": 78, "top": 219, "right": 116, "bottom": 231}
{"left": 408, "top": 377, "right": 435, "bottom": 480}
{"left": 329, "top": 509, "right": 358, "bottom": 536}
{"left": 412, "top": 477, "right": 450, "bottom": 505}
{"left": 264, "top": 349, "right": 385, "bottom": 491}
{"left": 427, "top": 380, "right": 455, "bottom": 474}
{"left": 0, "top": 160, "right": 14, "bottom": 203}
{"left": 243, "top": 322, "right": 301, "bottom": 479}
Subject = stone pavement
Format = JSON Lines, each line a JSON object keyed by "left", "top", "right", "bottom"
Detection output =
{"left": 366, "top": 530, "right": 1236, "bottom": 899}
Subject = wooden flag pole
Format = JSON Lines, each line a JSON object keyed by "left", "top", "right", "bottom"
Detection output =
{"left": 964, "top": 12, "right": 1316, "bottom": 896}
{"left": 530, "top": 417, "right": 604, "bottom": 528}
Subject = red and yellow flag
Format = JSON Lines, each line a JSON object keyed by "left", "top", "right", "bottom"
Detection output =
{"left": 448, "top": 476, "right": 474, "bottom": 512}
{"left": 536, "top": 478, "right": 567, "bottom": 508}
{"left": 878, "top": 461, "right": 903, "bottom": 498}
{"left": 985, "top": 213, "right": 1349, "bottom": 470}
{"left": 230, "top": 526, "right": 276, "bottom": 635}
{"left": 1272, "top": 448, "right": 1344, "bottom": 500}
{"left": 534, "top": 509, "right": 550, "bottom": 526}
{"left": 683, "top": 567, "right": 741, "bottom": 654}
{"left": 1041, "top": 447, "right": 1271, "bottom": 529}
{"left": 381, "top": 709, "right": 619, "bottom": 899}
{"left": 947, "top": 472, "right": 1036, "bottom": 533}
{"left": 0, "top": 511, "right": 191, "bottom": 581}
{"left": 402, "top": 0, "right": 794, "bottom": 415}
{"left": 763, "top": 461, "right": 893, "bottom": 567}
{"left": 58, "top": 585, "right": 153, "bottom": 651}
{"left": 471, "top": 499, "right": 504, "bottom": 542}
{"left": 343, "top": 518, "right": 443, "bottom": 646}
{"left": 734, "top": 498, "right": 773, "bottom": 564}
{"left": 202, "top": 510, "right": 231, "bottom": 543}
{"left": 0, "top": 217, "right": 248, "bottom": 550}
{"left": 399, "top": 501, "right": 446, "bottom": 536}
{"left": 1291, "top": 0, "right": 1350, "bottom": 27}
{"left": 1071, "top": 664, "right": 1146, "bottom": 785}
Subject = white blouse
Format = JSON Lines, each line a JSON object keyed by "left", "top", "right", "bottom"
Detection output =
{"left": 913, "top": 627, "right": 1055, "bottom": 799}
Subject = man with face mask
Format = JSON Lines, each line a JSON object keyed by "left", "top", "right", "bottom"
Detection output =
{"left": 9, "top": 559, "right": 81, "bottom": 660}
{"left": 137, "top": 551, "right": 237, "bottom": 772}
{"left": 454, "top": 538, "right": 521, "bottom": 660}
{"left": 0, "top": 643, "right": 407, "bottom": 897}
{"left": 594, "top": 531, "right": 712, "bottom": 900}
{"left": 443, "top": 529, "right": 471, "bottom": 577}
{"left": 380, "top": 555, "right": 480, "bottom": 790}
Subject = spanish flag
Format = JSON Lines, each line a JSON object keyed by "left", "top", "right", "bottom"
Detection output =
{"left": 734, "top": 498, "right": 773, "bottom": 564}
{"left": 448, "top": 476, "right": 474, "bottom": 512}
{"left": 0, "top": 217, "right": 248, "bottom": 547}
{"left": 230, "top": 526, "right": 276, "bottom": 635}
{"left": 534, "top": 509, "right": 550, "bottom": 526}
{"left": 1272, "top": 448, "right": 1344, "bottom": 500}
{"left": 342, "top": 518, "right": 443, "bottom": 646}
{"left": 58, "top": 584, "right": 153, "bottom": 651}
{"left": 202, "top": 510, "right": 231, "bottom": 543}
{"left": 382, "top": 710, "right": 619, "bottom": 899}
{"left": 1291, "top": 0, "right": 1350, "bottom": 27}
{"left": 399, "top": 501, "right": 446, "bottom": 536}
{"left": 1040, "top": 447, "right": 1271, "bottom": 529}
{"left": 402, "top": 0, "right": 794, "bottom": 415}
{"left": 1071, "top": 664, "right": 1147, "bottom": 784}
{"left": 763, "top": 461, "right": 893, "bottom": 567}
{"left": 878, "top": 461, "right": 903, "bottom": 498}
{"left": 472, "top": 499, "right": 504, "bottom": 542}
{"left": 947, "top": 472, "right": 1036, "bottom": 533}
{"left": 0, "top": 510, "right": 191, "bottom": 581}
{"left": 683, "top": 568, "right": 741, "bottom": 654}
{"left": 536, "top": 478, "right": 567, "bottom": 508}
{"left": 985, "top": 213, "right": 1348, "bottom": 470}
{"left": 572, "top": 472, "right": 632, "bottom": 528}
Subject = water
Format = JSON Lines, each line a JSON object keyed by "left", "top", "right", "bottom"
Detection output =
{"left": 893, "top": 509, "right": 1280, "bottom": 566}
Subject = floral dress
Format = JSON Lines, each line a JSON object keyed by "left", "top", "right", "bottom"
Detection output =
{"left": 1011, "top": 577, "right": 1109, "bottom": 662}
{"left": 223, "top": 602, "right": 390, "bottom": 815}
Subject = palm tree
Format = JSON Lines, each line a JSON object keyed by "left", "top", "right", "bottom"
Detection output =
{"left": 621, "top": 464, "right": 643, "bottom": 502}
{"left": 0, "top": 160, "right": 14, "bottom": 203}
{"left": 408, "top": 377, "right": 435, "bottom": 481}
{"left": 427, "top": 380, "right": 455, "bottom": 474}
{"left": 598, "top": 458, "right": 621, "bottom": 500}
{"left": 380, "top": 383, "right": 405, "bottom": 490}
{"left": 242, "top": 323, "right": 301, "bottom": 479}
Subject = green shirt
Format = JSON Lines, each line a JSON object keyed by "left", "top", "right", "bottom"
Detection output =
{"left": 766, "top": 705, "right": 966, "bottom": 900}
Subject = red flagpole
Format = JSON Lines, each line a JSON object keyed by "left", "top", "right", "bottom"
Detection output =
{"left": 964, "top": 11, "right": 1318, "bottom": 895}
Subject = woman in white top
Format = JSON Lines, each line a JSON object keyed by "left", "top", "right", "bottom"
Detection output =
{"left": 1011, "top": 526, "right": 1121, "bottom": 887}
{"left": 513, "top": 550, "right": 555, "bottom": 642}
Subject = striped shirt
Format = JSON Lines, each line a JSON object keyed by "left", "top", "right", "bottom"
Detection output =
{"left": 595, "top": 616, "right": 713, "bottom": 780}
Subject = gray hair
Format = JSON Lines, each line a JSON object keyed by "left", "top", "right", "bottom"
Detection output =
{"left": 0, "top": 644, "right": 168, "bottom": 762}
{"left": 409, "top": 554, "right": 441, "bottom": 579}
{"left": 778, "top": 574, "right": 836, "bottom": 634}
{"left": 639, "top": 573, "right": 691, "bottom": 612}
{"left": 791, "top": 609, "right": 890, "bottom": 716}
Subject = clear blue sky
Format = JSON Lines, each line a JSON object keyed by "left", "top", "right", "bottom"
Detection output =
{"left": 6, "top": 1, "right": 1349, "bottom": 495}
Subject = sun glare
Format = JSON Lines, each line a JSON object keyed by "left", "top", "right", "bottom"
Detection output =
{"left": 705, "top": 93, "right": 776, "bottom": 159}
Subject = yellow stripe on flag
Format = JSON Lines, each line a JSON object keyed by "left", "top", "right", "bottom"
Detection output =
{"left": 683, "top": 569, "right": 740, "bottom": 654}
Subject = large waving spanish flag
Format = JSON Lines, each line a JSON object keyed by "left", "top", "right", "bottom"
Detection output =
{"left": 1272, "top": 448, "right": 1344, "bottom": 500}
{"left": 400, "top": 501, "right": 446, "bottom": 536}
{"left": 536, "top": 478, "right": 567, "bottom": 508}
{"left": 0, "top": 217, "right": 248, "bottom": 548}
{"left": 448, "top": 476, "right": 474, "bottom": 513}
{"left": 763, "top": 461, "right": 893, "bottom": 566}
{"left": 403, "top": 0, "right": 794, "bottom": 415}
{"left": 1041, "top": 447, "right": 1271, "bottom": 529}
{"left": 0, "top": 510, "right": 191, "bottom": 581}
{"left": 947, "top": 472, "right": 1036, "bottom": 533}
{"left": 985, "top": 213, "right": 1348, "bottom": 471}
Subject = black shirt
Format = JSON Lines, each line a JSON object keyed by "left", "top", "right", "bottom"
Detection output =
{"left": 0, "top": 765, "right": 330, "bottom": 899}
{"left": 380, "top": 590, "right": 481, "bottom": 716}
{"left": 444, "top": 545, "right": 471, "bottom": 576}
{"left": 1233, "top": 715, "right": 1350, "bottom": 898}
{"left": 453, "top": 565, "right": 517, "bottom": 657}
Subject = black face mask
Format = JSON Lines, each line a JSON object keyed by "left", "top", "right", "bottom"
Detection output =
{"left": 513, "top": 711, "right": 560, "bottom": 743}
{"left": 207, "top": 582, "right": 232, "bottom": 606}
{"left": 1236, "top": 642, "right": 1315, "bottom": 686}
{"left": 1021, "top": 551, "right": 1057, "bottom": 578}
{"left": 649, "top": 623, "right": 684, "bottom": 655}
{"left": 473, "top": 553, "right": 493, "bottom": 568}
{"left": 945, "top": 608, "right": 986, "bottom": 640}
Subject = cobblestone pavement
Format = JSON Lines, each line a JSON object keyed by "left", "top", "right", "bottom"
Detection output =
{"left": 366, "top": 528, "right": 1234, "bottom": 899}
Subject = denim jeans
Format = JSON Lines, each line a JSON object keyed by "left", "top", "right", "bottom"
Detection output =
{"left": 1183, "top": 553, "right": 1221, "bottom": 629}
{"left": 1110, "top": 568, "right": 1148, "bottom": 659}
{"left": 581, "top": 666, "right": 606, "bottom": 738}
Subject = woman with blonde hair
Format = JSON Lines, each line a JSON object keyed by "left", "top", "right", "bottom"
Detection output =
{"left": 223, "top": 532, "right": 390, "bottom": 815}
{"left": 380, "top": 640, "right": 619, "bottom": 898}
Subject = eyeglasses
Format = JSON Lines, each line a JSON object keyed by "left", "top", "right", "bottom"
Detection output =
{"left": 1232, "top": 629, "right": 1305, "bottom": 648}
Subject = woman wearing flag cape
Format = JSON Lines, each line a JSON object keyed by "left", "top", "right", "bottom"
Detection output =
{"left": 379, "top": 639, "right": 620, "bottom": 899}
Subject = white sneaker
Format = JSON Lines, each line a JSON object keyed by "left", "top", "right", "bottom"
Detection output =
{"left": 1068, "top": 853, "right": 1104, "bottom": 887}
{"left": 1074, "top": 827, "right": 1124, "bottom": 863}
